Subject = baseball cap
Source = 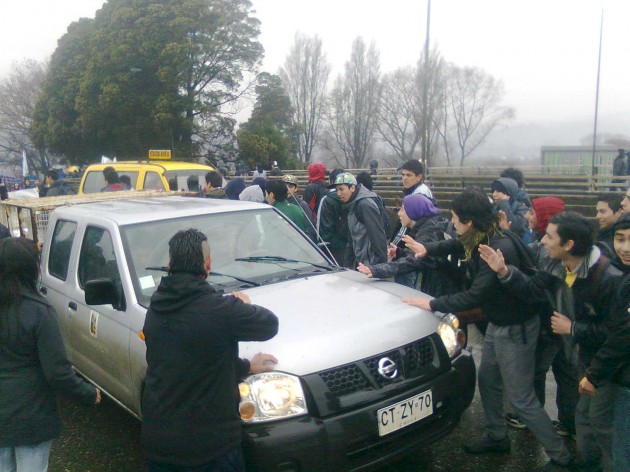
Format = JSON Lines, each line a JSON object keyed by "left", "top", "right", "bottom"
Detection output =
{"left": 328, "top": 172, "right": 357, "bottom": 189}
{"left": 282, "top": 174, "right": 298, "bottom": 186}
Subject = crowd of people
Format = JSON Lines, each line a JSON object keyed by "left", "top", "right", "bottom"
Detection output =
{"left": 1, "top": 158, "right": 629, "bottom": 472}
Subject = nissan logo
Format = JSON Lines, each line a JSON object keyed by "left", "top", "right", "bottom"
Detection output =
{"left": 377, "top": 357, "right": 398, "bottom": 380}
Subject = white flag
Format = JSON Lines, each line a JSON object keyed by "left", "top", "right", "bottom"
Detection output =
{"left": 22, "top": 150, "right": 29, "bottom": 177}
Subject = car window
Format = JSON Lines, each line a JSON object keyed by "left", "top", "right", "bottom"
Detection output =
{"left": 121, "top": 208, "right": 332, "bottom": 306}
{"left": 48, "top": 220, "right": 77, "bottom": 280}
{"left": 82, "top": 171, "right": 106, "bottom": 194}
{"left": 163, "top": 170, "right": 210, "bottom": 192}
{"left": 83, "top": 170, "right": 139, "bottom": 193}
{"left": 144, "top": 171, "right": 165, "bottom": 190}
{"left": 78, "top": 226, "right": 121, "bottom": 288}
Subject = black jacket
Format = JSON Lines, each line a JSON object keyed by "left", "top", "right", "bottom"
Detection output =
{"left": 586, "top": 266, "right": 630, "bottom": 388}
{"left": 0, "top": 290, "right": 96, "bottom": 447}
{"left": 141, "top": 273, "right": 278, "bottom": 467}
{"left": 499, "top": 247, "right": 620, "bottom": 367}
{"left": 367, "top": 216, "right": 464, "bottom": 298}
{"left": 427, "top": 232, "right": 537, "bottom": 326}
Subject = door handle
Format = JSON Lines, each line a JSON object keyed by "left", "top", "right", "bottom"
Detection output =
{"left": 68, "top": 301, "right": 77, "bottom": 310}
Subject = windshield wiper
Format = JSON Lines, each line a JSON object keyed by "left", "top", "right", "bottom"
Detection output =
{"left": 234, "top": 256, "right": 333, "bottom": 271}
{"left": 145, "top": 266, "right": 260, "bottom": 287}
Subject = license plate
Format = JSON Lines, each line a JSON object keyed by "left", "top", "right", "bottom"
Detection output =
{"left": 377, "top": 389, "right": 433, "bottom": 436}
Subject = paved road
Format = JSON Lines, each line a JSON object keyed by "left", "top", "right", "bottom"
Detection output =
{"left": 49, "top": 329, "right": 575, "bottom": 472}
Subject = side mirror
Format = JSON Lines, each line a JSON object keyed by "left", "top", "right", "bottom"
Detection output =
{"left": 84, "top": 278, "right": 126, "bottom": 311}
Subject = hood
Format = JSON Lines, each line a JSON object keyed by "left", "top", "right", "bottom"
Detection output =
{"left": 491, "top": 177, "right": 519, "bottom": 202}
{"left": 412, "top": 215, "right": 448, "bottom": 234}
{"left": 531, "top": 197, "right": 565, "bottom": 237}
{"left": 237, "top": 270, "right": 441, "bottom": 376}
{"left": 239, "top": 185, "right": 264, "bottom": 203}
{"left": 224, "top": 178, "right": 246, "bottom": 200}
{"left": 349, "top": 183, "right": 379, "bottom": 204}
{"left": 307, "top": 162, "right": 326, "bottom": 182}
{"left": 206, "top": 188, "right": 226, "bottom": 198}
{"left": 149, "top": 273, "right": 212, "bottom": 314}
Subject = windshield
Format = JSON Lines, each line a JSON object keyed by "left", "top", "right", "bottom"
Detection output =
{"left": 120, "top": 208, "right": 334, "bottom": 306}
{"left": 163, "top": 170, "right": 218, "bottom": 192}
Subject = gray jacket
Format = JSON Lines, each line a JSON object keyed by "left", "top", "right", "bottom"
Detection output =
{"left": 345, "top": 184, "right": 388, "bottom": 266}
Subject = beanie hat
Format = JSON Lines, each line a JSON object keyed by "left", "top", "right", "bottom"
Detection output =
{"left": 531, "top": 197, "right": 565, "bottom": 236}
{"left": 403, "top": 194, "right": 440, "bottom": 221}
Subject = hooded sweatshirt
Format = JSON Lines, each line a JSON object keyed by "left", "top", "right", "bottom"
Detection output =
{"left": 531, "top": 197, "right": 565, "bottom": 240}
{"left": 141, "top": 272, "right": 278, "bottom": 466}
{"left": 491, "top": 177, "right": 528, "bottom": 238}
{"left": 345, "top": 184, "right": 388, "bottom": 266}
{"left": 304, "top": 163, "right": 328, "bottom": 215}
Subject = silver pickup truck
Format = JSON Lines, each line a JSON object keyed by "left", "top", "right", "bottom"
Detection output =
{"left": 38, "top": 195, "right": 475, "bottom": 471}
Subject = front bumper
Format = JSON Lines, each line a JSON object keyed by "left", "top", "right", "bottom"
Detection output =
{"left": 242, "top": 349, "right": 475, "bottom": 471}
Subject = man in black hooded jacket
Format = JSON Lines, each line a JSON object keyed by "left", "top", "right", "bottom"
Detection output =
{"left": 141, "top": 229, "right": 279, "bottom": 471}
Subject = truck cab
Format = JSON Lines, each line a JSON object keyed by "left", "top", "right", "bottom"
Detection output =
{"left": 38, "top": 196, "right": 476, "bottom": 471}
{"left": 79, "top": 161, "right": 217, "bottom": 194}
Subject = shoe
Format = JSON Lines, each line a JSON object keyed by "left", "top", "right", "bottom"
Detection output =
{"left": 505, "top": 413, "right": 527, "bottom": 429}
{"left": 463, "top": 435, "right": 510, "bottom": 454}
{"left": 552, "top": 420, "right": 576, "bottom": 440}
{"left": 534, "top": 458, "right": 574, "bottom": 471}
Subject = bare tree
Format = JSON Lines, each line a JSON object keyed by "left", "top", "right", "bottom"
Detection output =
{"left": 377, "top": 67, "right": 421, "bottom": 163}
{"left": 325, "top": 37, "right": 381, "bottom": 169}
{"left": 438, "top": 64, "right": 514, "bottom": 167}
{"left": 0, "top": 59, "right": 50, "bottom": 173}
{"left": 376, "top": 48, "right": 444, "bottom": 166}
{"left": 279, "top": 33, "right": 331, "bottom": 164}
{"left": 417, "top": 47, "right": 445, "bottom": 167}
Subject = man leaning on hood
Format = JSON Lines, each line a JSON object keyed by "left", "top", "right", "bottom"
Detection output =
{"left": 141, "top": 229, "right": 279, "bottom": 472}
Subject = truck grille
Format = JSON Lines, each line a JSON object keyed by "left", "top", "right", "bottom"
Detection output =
{"left": 316, "top": 337, "right": 437, "bottom": 398}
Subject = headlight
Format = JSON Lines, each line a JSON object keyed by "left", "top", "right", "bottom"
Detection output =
{"left": 437, "top": 314, "right": 466, "bottom": 358}
{"left": 238, "top": 372, "right": 307, "bottom": 423}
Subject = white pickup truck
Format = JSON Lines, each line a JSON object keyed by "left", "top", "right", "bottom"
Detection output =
{"left": 5, "top": 193, "right": 476, "bottom": 471}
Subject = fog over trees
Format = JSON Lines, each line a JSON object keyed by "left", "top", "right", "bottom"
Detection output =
{"left": 0, "top": 0, "right": 518, "bottom": 174}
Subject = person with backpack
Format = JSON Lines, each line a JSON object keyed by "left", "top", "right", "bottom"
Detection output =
{"left": 303, "top": 162, "right": 328, "bottom": 217}
{"left": 331, "top": 172, "right": 388, "bottom": 267}
{"left": 503, "top": 196, "right": 579, "bottom": 439}
{"left": 357, "top": 194, "right": 463, "bottom": 297}
{"left": 402, "top": 188, "right": 573, "bottom": 471}
{"left": 479, "top": 211, "right": 621, "bottom": 471}
{"left": 580, "top": 212, "right": 630, "bottom": 472}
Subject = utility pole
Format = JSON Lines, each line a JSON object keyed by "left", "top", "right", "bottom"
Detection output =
{"left": 421, "top": 0, "right": 432, "bottom": 167}
{"left": 590, "top": 9, "right": 604, "bottom": 186}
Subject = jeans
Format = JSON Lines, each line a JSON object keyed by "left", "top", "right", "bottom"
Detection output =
{"left": 0, "top": 440, "right": 53, "bottom": 472}
{"left": 613, "top": 386, "right": 630, "bottom": 472}
{"left": 533, "top": 332, "right": 579, "bottom": 434}
{"left": 478, "top": 317, "right": 570, "bottom": 464}
{"left": 147, "top": 446, "right": 245, "bottom": 472}
{"left": 575, "top": 380, "right": 616, "bottom": 468}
